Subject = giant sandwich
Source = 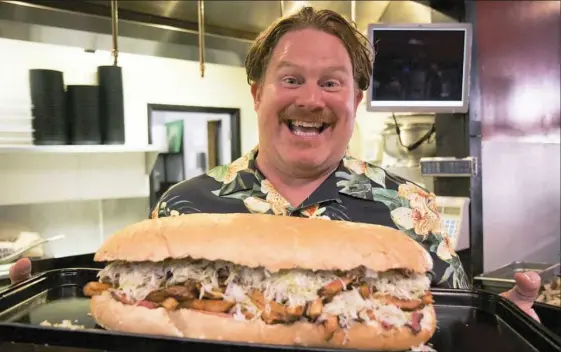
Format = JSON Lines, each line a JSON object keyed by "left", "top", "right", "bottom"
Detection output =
{"left": 83, "top": 213, "right": 437, "bottom": 351}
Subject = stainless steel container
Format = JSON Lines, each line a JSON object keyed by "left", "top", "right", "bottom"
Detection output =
{"left": 474, "top": 261, "right": 560, "bottom": 292}
{"left": 381, "top": 114, "right": 436, "bottom": 167}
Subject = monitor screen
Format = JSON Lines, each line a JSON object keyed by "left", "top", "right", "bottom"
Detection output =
{"left": 368, "top": 25, "right": 471, "bottom": 113}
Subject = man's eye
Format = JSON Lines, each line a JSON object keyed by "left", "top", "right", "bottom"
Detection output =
{"left": 322, "top": 80, "right": 340, "bottom": 89}
{"left": 282, "top": 77, "right": 299, "bottom": 85}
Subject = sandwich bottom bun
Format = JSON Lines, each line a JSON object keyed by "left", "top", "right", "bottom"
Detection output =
{"left": 91, "top": 293, "right": 437, "bottom": 351}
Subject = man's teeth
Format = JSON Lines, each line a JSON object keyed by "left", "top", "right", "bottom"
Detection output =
{"left": 293, "top": 129, "right": 319, "bottom": 136}
{"left": 287, "top": 120, "right": 326, "bottom": 136}
{"left": 291, "top": 120, "right": 323, "bottom": 128}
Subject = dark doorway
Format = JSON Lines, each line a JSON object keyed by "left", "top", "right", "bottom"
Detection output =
{"left": 147, "top": 104, "right": 242, "bottom": 209}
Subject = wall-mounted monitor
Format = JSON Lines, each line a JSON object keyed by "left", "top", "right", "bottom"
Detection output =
{"left": 366, "top": 23, "right": 473, "bottom": 114}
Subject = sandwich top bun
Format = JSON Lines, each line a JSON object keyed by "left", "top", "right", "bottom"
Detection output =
{"left": 94, "top": 213, "right": 433, "bottom": 274}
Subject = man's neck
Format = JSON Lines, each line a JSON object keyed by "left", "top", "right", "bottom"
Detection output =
{"left": 255, "top": 154, "right": 336, "bottom": 208}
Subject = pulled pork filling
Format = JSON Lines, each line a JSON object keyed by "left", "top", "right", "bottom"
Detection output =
{"left": 84, "top": 258, "right": 434, "bottom": 340}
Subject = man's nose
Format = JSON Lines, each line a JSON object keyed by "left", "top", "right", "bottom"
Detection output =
{"left": 295, "top": 83, "right": 325, "bottom": 110}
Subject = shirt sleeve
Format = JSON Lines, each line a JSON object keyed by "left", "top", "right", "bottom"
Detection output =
{"left": 149, "top": 181, "right": 203, "bottom": 219}
{"left": 384, "top": 173, "right": 471, "bottom": 290}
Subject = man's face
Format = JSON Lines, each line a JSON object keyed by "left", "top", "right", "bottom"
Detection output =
{"left": 252, "top": 28, "right": 363, "bottom": 174}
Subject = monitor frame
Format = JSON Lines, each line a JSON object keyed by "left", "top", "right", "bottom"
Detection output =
{"left": 366, "top": 22, "right": 473, "bottom": 114}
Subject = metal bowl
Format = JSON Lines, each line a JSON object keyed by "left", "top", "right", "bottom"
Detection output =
{"left": 381, "top": 115, "right": 437, "bottom": 167}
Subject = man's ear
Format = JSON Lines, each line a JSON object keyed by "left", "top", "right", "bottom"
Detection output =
{"left": 250, "top": 83, "right": 262, "bottom": 111}
{"left": 354, "top": 89, "right": 364, "bottom": 112}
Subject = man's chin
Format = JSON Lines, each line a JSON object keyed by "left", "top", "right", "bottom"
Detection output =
{"left": 280, "top": 151, "right": 332, "bottom": 173}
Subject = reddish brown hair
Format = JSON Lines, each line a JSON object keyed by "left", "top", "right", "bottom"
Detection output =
{"left": 244, "top": 6, "right": 375, "bottom": 91}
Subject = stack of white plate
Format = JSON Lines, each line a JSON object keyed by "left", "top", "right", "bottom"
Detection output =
{"left": 0, "top": 104, "right": 34, "bottom": 146}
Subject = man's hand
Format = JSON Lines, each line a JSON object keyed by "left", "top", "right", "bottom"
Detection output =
{"left": 500, "top": 271, "right": 541, "bottom": 322}
{"left": 9, "top": 258, "right": 32, "bottom": 284}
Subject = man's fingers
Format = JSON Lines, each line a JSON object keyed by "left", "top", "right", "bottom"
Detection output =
{"left": 514, "top": 271, "right": 541, "bottom": 298}
{"left": 525, "top": 308, "right": 541, "bottom": 323}
{"left": 500, "top": 271, "right": 542, "bottom": 322}
{"left": 9, "top": 258, "right": 32, "bottom": 284}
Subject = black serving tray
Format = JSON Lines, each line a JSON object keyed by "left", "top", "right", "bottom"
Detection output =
{"left": 474, "top": 276, "right": 561, "bottom": 339}
{"left": 0, "top": 268, "right": 560, "bottom": 352}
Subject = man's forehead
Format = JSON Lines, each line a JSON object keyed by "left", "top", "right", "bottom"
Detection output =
{"left": 269, "top": 29, "right": 353, "bottom": 72}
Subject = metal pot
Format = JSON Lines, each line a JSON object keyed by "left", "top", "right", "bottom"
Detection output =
{"left": 381, "top": 115, "right": 437, "bottom": 167}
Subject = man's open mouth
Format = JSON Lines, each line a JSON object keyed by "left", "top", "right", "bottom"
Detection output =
{"left": 285, "top": 120, "right": 328, "bottom": 136}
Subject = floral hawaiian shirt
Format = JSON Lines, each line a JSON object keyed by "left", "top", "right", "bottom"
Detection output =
{"left": 150, "top": 147, "right": 470, "bottom": 289}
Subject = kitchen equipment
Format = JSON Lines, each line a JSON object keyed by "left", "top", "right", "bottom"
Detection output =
{"left": 381, "top": 114, "right": 436, "bottom": 167}
{"left": 474, "top": 261, "right": 560, "bottom": 291}
{"left": 1, "top": 268, "right": 560, "bottom": 352}
{"left": 420, "top": 157, "right": 478, "bottom": 177}
{"left": 436, "top": 196, "right": 471, "bottom": 251}
{"left": 0, "top": 235, "right": 65, "bottom": 264}
{"left": 385, "top": 165, "right": 434, "bottom": 192}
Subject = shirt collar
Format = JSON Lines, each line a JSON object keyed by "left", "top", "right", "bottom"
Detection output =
{"left": 216, "top": 146, "right": 348, "bottom": 209}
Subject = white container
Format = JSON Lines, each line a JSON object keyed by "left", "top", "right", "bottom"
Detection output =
{"left": 0, "top": 136, "right": 33, "bottom": 145}
{"left": 0, "top": 104, "right": 32, "bottom": 118}
{"left": 0, "top": 117, "right": 34, "bottom": 131}
{"left": 0, "top": 130, "right": 34, "bottom": 139}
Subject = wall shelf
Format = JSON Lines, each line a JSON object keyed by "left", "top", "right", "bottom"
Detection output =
{"left": 0, "top": 145, "right": 164, "bottom": 206}
{"left": 0, "top": 144, "right": 161, "bottom": 154}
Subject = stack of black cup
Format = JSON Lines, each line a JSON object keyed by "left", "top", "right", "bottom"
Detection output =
{"left": 98, "top": 65, "right": 125, "bottom": 145}
{"left": 66, "top": 85, "right": 101, "bottom": 145}
{"left": 29, "top": 69, "right": 68, "bottom": 145}
{"left": 28, "top": 65, "right": 126, "bottom": 145}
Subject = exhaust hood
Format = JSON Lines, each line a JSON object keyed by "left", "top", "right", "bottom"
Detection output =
{"left": 0, "top": 0, "right": 462, "bottom": 66}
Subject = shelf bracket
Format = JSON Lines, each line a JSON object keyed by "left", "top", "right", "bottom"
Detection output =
{"left": 144, "top": 151, "right": 160, "bottom": 175}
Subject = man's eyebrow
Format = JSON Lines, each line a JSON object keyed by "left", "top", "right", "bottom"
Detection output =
{"left": 276, "top": 60, "right": 300, "bottom": 70}
{"left": 275, "top": 60, "right": 349, "bottom": 74}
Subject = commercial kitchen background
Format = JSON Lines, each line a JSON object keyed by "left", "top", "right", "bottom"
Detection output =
{"left": 0, "top": 1, "right": 558, "bottom": 276}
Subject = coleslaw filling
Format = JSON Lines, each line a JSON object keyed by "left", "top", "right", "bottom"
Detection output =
{"left": 98, "top": 258, "right": 431, "bottom": 329}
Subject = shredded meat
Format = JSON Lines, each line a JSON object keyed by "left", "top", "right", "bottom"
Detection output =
{"left": 136, "top": 300, "right": 158, "bottom": 309}
{"left": 83, "top": 282, "right": 111, "bottom": 297}
{"left": 110, "top": 291, "right": 132, "bottom": 305}
{"left": 195, "top": 282, "right": 225, "bottom": 299}
{"left": 375, "top": 291, "right": 434, "bottom": 311}
{"left": 248, "top": 291, "right": 303, "bottom": 324}
{"left": 318, "top": 278, "right": 352, "bottom": 299}
{"left": 407, "top": 311, "right": 424, "bottom": 335}
{"left": 161, "top": 297, "right": 179, "bottom": 311}
{"left": 180, "top": 299, "right": 235, "bottom": 313}
{"left": 358, "top": 283, "right": 371, "bottom": 299}
{"left": 145, "top": 284, "right": 197, "bottom": 302}
{"left": 306, "top": 298, "right": 323, "bottom": 320}
{"left": 84, "top": 262, "right": 433, "bottom": 343}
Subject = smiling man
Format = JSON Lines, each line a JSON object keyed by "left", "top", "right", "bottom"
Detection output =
{"left": 11, "top": 6, "right": 541, "bottom": 321}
